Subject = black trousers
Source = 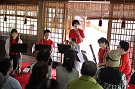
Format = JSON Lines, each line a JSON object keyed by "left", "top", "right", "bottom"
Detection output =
{"left": 9, "top": 54, "right": 21, "bottom": 70}
{"left": 48, "top": 57, "right": 52, "bottom": 66}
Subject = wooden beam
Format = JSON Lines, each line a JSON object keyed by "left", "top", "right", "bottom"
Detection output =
{"left": 1, "top": 0, "right": 135, "bottom": 4}
{"left": 0, "top": 0, "right": 68, "bottom": 4}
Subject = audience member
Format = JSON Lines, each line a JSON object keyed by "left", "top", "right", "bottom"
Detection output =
{"left": 38, "top": 79, "right": 60, "bottom": 89}
{"left": 25, "top": 61, "right": 48, "bottom": 89}
{"left": 56, "top": 49, "right": 79, "bottom": 89}
{"left": 0, "top": 72, "right": 4, "bottom": 89}
{"left": 95, "top": 50, "right": 127, "bottom": 89}
{"left": 30, "top": 49, "right": 52, "bottom": 78}
{"left": 0, "top": 57, "right": 21, "bottom": 89}
{"left": 67, "top": 61, "right": 103, "bottom": 89}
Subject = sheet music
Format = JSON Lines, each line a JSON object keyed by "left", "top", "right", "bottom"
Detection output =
{"left": 75, "top": 52, "right": 85, "bottom": 74}
{"left": 32, "top": 44, "right": 35, "bottom": 53}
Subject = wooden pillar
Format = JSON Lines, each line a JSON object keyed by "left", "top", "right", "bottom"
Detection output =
{"left": 83, "top": 16, "right": 87, "bottom": 31}
{"left": 37, "top": 1, "right": 44, "bottom": 43}
{"left": 107, "top": 3, "right": 113, "bottom": 42}
{"left": 107, "top": 19, "right": 112, "bottom": 41}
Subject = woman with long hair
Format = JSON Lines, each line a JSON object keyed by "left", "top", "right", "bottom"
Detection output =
{"left": 5, "top": 29, "right": 22, "bottom": 75}
{"left": 97, "top": 37, "right": 110, "bottom": 66}
{"left": 56, "top": 49, "right": 79, "bottom": 89}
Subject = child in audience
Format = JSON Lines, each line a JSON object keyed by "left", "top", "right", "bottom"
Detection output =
{"left": 117, "top": 40, "right": 131, "bottom": 83}
{"left": 25, "top": 61, "right": 48, "bottom": 89}
{"left": 98, "top": 37, "right": 110, "bottom": 66}
{"left": 38, "top": 79, "right": 60, "bottom": 89}
{"left": 0, "top": 57, "right": 21, "bottom": 89}
{"left": 56, "top": 49, "right": 79, "bottom": 89}
{"left": 95, "top": 50, "right": 127, "bottom": 89}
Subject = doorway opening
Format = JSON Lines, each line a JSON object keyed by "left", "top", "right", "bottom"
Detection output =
{"left": 80, "top": 19, "right": 108, "bottom": 63}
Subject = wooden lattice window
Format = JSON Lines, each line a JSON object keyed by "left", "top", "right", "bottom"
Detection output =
{"left": 44, "top": 2, "right": 67, "bottom": 62}
{"left": 0, "top": 4, "right": 38, "bottom": 35}
{"left": 16, "top": 5, "right": 37, "bottom": 35}
{"left": 0, "top": 4, "right": 38, "bottom": 56}
{"left": 110, "top": 20, "right": 135, "bottom": 68}
{"left": 0, "top": 5, "right": 16, "bottom": 36}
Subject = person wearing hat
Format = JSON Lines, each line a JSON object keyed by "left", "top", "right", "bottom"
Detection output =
{"left": 95, "top": 50, "right": 127, "bottom": 89}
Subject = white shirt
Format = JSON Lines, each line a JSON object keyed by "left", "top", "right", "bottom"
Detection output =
{"left": 56, "top": 66, "right": 79, "bottom": 89}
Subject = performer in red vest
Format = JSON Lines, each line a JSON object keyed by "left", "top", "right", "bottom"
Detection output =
{"left": 39, "top": 29, "right": 55, "bottom": 66}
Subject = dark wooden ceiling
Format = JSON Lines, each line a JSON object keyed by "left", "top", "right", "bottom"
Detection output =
{"left": 0, "top": 0, "right": 135, "bottom": 4}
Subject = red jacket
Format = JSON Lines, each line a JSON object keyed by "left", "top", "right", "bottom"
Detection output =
{"left": 118, "top": 53, "right": 131, "bottom": 83}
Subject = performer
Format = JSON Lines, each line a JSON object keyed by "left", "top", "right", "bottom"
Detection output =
{"left": 5, "top": 29, "right": 22, "bottom": 75}
{"left": 39, "top": 29, "right": 55, "bottom": 66}
{"left": 69, "top": 20, "right": 85, "bottom": 73}
{"left": 98, "top": 37, "right": 110, "bottom": 66}
{"left": 69, "top": 20, "right": 85, "bottom": 53}
{"left": 117, "top": 40, "right": 131, "bottom": 84}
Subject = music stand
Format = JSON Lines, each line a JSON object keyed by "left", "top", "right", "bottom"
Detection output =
{"left": 57, "top": 44, "right": 71, "bottom": 54}
{"left": 10, "top": 43, "right": 28, "bottom": 75}
{"left": 35, "top": 44, "right": 51, "bottom": 51}
{"left": 57, "top": 44, "right": 81, "bottom": 62}
{"left": 10, "top": 43, "right": 28, "bottom": 53}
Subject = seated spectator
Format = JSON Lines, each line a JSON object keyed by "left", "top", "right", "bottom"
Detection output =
{"left": 95, "top": 50, "right": 127, "bottom": 89}
{"left": 25, "top": 61, "right": 48, "bottom": 89}
{"left": 0, "top": 72, "right": 4, "bottom": 89}
{"left": 0, "top": 57, "right": 21, "bottom": 89}
{"left": 56, "top": 49, "right": 79, "bottom": 89}
{"left": 67, "top": 61, "right": 103, "bottom": 89}
{"left": 30, "top": 49, "right": 52, "bottom": 79}
{"left": 38, "top": 79, "right": 60, "bottom": 89}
